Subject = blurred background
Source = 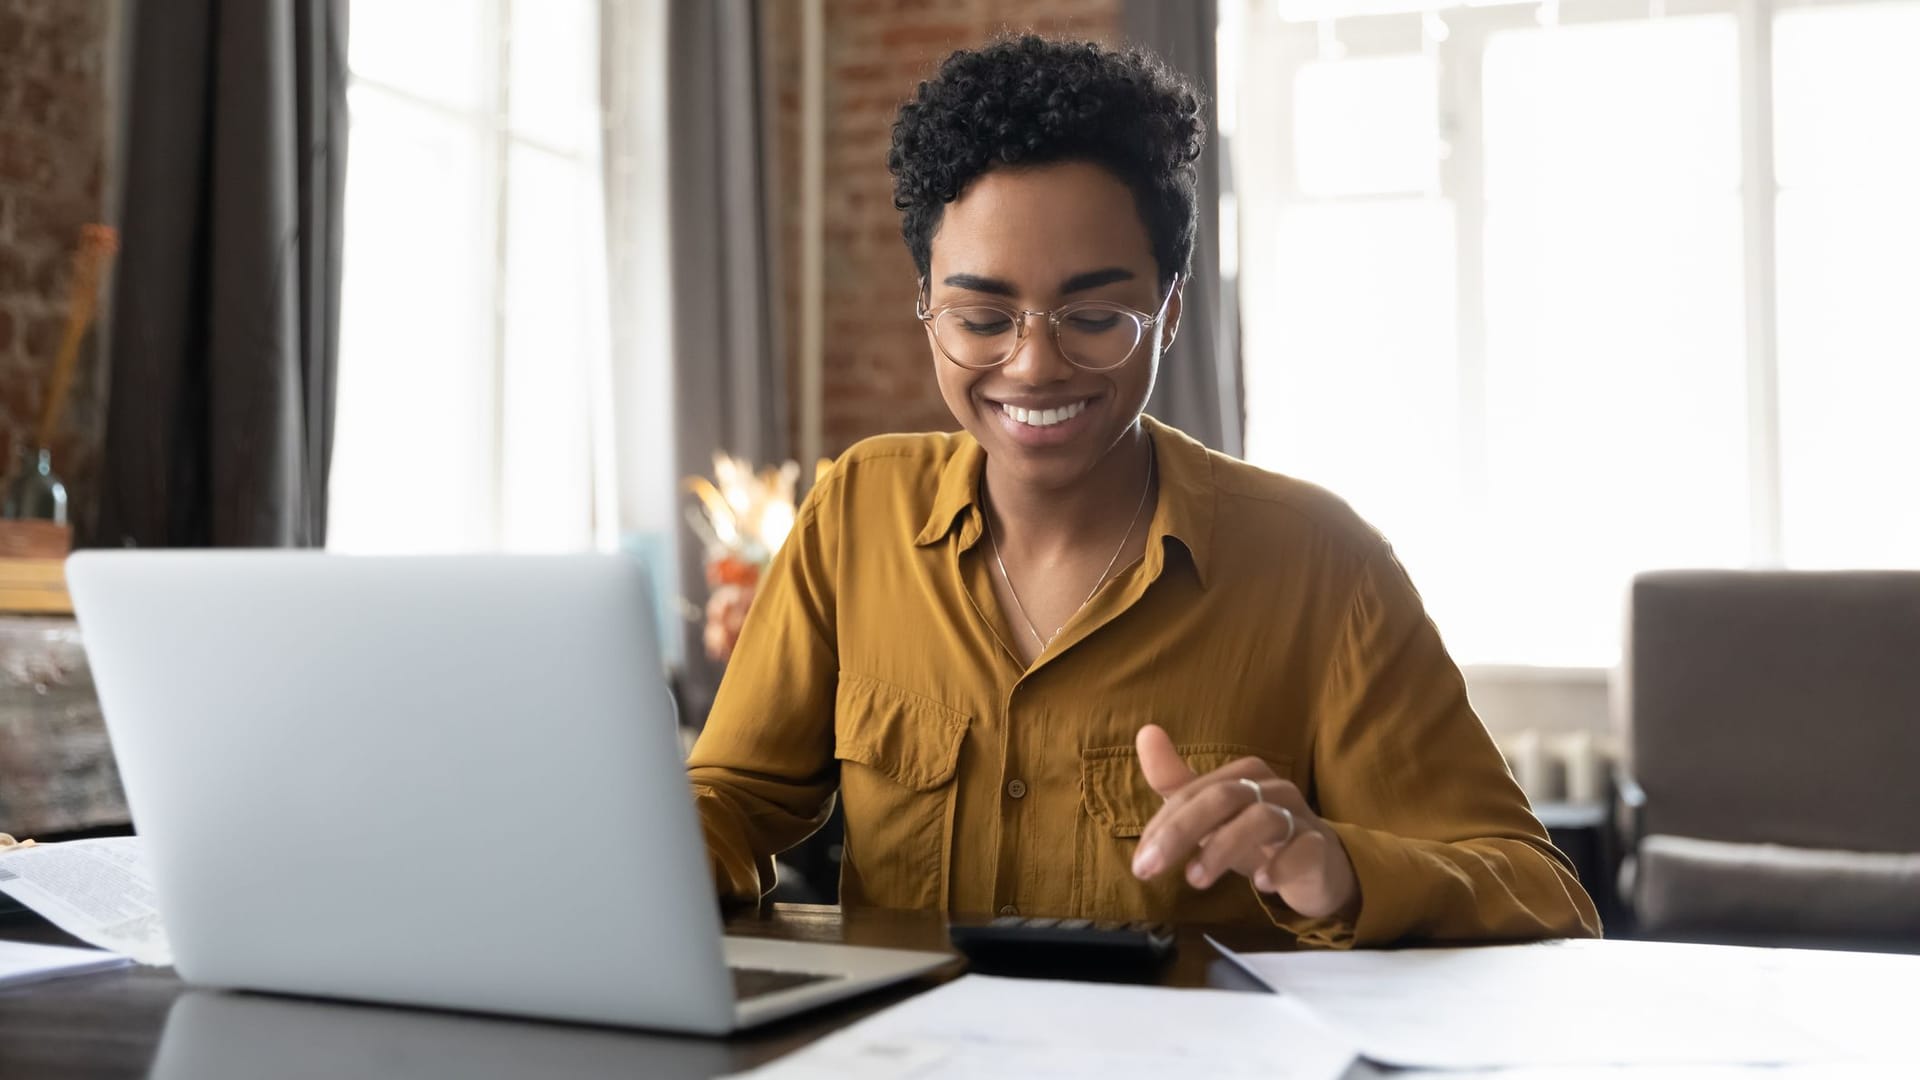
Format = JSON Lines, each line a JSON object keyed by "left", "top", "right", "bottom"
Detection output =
{"left": 2, "top": 0, "right": 1916, "bottom": 945}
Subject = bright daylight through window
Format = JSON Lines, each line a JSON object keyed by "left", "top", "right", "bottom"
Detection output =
{"left": 1225, "top": 0, "right": 1920, "bottom": 667}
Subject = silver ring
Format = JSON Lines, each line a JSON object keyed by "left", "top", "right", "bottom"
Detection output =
{"left": 1272, "top": 806, "right": 1297, "bottom": 848}
{"left": 1240, "top": 779, "right": 1297, "bottom": 847}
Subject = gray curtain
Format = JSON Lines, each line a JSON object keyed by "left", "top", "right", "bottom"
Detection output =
{"left": 666, "top": 0, "right": 787, "bottom": 703}
{"left": 99, "top": 0, "right": 347, "bottom": 548}
{"left": 1124, "top": 0, "right": 1244, "bottom": 457}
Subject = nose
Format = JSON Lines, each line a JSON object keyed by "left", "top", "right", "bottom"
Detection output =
{"left": 999, "top": 312, "right": 1075, "bottom": 385}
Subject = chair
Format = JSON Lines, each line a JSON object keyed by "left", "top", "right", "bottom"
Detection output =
{"left": 1616, "top": 570, "right": 1920, "bottom": 951}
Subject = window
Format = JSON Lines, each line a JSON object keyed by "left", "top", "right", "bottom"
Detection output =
{"left": 1773, "top": 1, "right": 1920, "bottom": 567}
{"left": 1225, "top": 0, "right": 1920, "bottom": 666}
{"left": 330, "top": 0, "right": 611, "bottom": 554}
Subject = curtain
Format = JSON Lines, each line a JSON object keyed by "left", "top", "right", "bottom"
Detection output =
{"left": 1123, "top": 0, "right": 1244, "bottom": 457}
{"left": 98, "top": 0, "right": 347, "bottom": 548}
{"left": 664, "top": 0, "right": 788, "bottom": 704}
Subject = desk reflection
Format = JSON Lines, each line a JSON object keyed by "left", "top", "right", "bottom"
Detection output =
{"left": 150, "top": 990, "right": 740, "bottom": 1080}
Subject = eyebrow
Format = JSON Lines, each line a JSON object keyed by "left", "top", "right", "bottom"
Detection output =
{"left": 940, "top": 266, "right": 1137, "bottom": 298}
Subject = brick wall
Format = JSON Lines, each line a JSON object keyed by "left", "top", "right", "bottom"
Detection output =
{"left": 769, "top": 0, "right": 1122, "bottom": 457}
{"left": 0, "top": 0, "right": 111, "bottom": 536}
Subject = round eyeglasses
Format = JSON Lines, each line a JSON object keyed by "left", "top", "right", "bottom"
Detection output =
{"left": 915, "top": 274, "right": 1180, "bottom": 372}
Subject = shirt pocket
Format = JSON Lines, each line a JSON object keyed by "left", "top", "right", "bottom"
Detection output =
{"left": 834, "top": 673, "right": 970, "bottom": 911}
{"left": 1077, "top": 743, "right": 1294, "bottom": 922}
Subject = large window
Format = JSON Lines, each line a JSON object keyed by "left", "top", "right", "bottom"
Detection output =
{"left": 330, "top": 0, "right": 611, "bottom": 554}
{"left": 1225, "top": 0, "right": 1920, "bottom": 666}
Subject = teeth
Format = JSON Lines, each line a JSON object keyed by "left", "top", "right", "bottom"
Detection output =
{"left": 1003, "top": 400, "right": 1086, "bottom": 428}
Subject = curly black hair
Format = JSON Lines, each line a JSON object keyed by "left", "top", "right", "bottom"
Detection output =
{"left": 888, "top": 35, "right": 1206, "bottom": 288}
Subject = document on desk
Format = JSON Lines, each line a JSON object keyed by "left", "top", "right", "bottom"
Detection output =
{"left": 0, "top": 836, "right": 173, "bottom": 965}
{"left": 727, "top": 973, "right": 1357, "bottom": 1080}
{"left": 0, "top": 939, "right": 131, "bottom": 988}
{"left": 1212, "top": 937, "right": 1900, "bottom": 1070}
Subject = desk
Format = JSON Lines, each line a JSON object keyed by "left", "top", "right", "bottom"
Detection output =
{"left": 0, "top": 904, "right": 1284, "bottom": 1079}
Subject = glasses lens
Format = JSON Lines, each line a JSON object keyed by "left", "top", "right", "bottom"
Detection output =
{"left": 1055, "top": 304, "right": 1146, "bottom": 370}
{"left": 933, "top": 307, "right": 1018, "bottom": 369}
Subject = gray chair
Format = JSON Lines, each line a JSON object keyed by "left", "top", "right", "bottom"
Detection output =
{"left": 1617, "top": 570, "right": 1920, "bottom": 951}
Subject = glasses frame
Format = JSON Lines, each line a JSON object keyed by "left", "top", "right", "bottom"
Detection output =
{"left": 914, "top": 273, "right": 1182, "bottom": 372}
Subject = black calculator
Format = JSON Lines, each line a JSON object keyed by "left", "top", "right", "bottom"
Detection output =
{"left": 948, "top": 915, "right": 1175, "bottom": 970}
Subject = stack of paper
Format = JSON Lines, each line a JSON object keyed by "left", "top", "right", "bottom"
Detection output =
{"left": 0, "top": 836, "right": 173, "bottom": 964}
{"left": 0, "top": 939, "right": 130, "bottom": 989}
{"left": 727, "top": 973, "right": 1358, "bottom": 1080}
{"left": 1212, "top": 936, "right": 1913, "bottom": 1071}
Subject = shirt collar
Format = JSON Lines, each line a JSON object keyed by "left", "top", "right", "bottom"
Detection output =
{"left": 913, "top": 415, "right": 1216, "bottom": 589}
{"left": 914, "top": 434, "right": 988, "bottom": 550}
{"left": 1140, "top": 415, "right": 1216, "bottom": 589}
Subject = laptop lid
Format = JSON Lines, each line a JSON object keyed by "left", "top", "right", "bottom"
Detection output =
{"left": 68, "top": 552, "right": 738, "bottom": 1033}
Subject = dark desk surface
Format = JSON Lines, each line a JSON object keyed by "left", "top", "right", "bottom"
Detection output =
{"left": 0, "top": 905, "right": 1291, "bottom": 1080}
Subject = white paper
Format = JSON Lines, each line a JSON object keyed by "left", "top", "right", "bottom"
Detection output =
{"left": 0, "top": 836, "right": 173, "bottom": 965}
{"left": 0, "top": 938, "right": 131, "bottom": 988}
{"left": 1212, "top": 937, "right": 1910, "bottom": 1070}
{"left": 1413, "top": 1060, "right": 1904, "bottom": 1068}
{"left": 727, "top": 973, "right": 1357, "bottom": 1080}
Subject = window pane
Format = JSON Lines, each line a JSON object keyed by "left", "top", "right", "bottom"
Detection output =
{"left": 1476, "top": 16, "right": 1746, "bottom": 665}
{"left": 330, "top": 87, "right": 498, "bottom": 553}
{"left": 1276, "top": 0, "right": 1435, "bottom": 21}
{"left": 1483, "top": 17, "right": 1740, "bottom": 199}
{"left": 1294, "top": 55, "right": 1440, "bottom": 197}
{"left": 508, "top": 0, "right": 599, "bottom": 151}
{"left": 1244, "top": 199, "right": 1464, "bottom": 614}
{"left": 1775, "top": 2, "right": 1920, "bottom": 567}
{"left": 1774, "top": 2, "right": 1920, "bottom": 189}
{"left": 347, "top": 0, "right": 491, "bottom": 112}
{"left": 500, "top": 144, "right": 602, "bottom": 552}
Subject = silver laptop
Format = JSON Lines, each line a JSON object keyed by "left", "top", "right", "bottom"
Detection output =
{"left": 67, "top": 551, "right": 950, "bottom": 1034}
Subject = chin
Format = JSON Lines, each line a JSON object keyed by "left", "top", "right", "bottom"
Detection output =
{"left": 968, "top": 392, "right": 1134, "bottom": 486}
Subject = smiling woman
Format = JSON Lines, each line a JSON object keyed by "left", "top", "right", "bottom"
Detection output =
{"left": 685, "top": 36, "right": 1599, "bottom": 947}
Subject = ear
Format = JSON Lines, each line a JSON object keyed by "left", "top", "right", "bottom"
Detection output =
{"left": 1159, "top": 278, "right": 1184, "bottom": 352}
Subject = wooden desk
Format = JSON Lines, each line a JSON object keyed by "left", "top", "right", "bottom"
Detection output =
{"left": 0, "top": 904, "right": 1286, "bottom": 1079}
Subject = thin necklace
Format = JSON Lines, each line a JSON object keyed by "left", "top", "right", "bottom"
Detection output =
{"left": 985, "top": 446, "right": 1155, "bottom": 652}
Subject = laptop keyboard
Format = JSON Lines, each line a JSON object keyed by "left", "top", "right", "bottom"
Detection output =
{"left": 729, "top": 965, "right": 842, "bottom": 1001}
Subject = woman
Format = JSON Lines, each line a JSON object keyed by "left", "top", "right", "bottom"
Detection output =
{"left": 687, "top": 36, "right": 1598, "bottom": 947}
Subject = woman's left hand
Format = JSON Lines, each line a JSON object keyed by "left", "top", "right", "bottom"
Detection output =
{"left": 1130, "top": 723, "right": 1360, "bottom": 920}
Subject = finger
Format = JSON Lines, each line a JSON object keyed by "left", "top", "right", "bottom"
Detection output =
{"left": 1133, "top": 775, "right": 1277, "bottom": 879}
{"left": 1134, "top": 724, "right": 1197, "bottom": 797}
{"left": 1184, "top": 802, "right": 1300, "bottom": 889}
{"left": 1254, "top": 829, "right": 1347, "bottom": 917}
{"left": 1141, "top": 770, "right": 1302, "bottom": 858}
{"left": 1157, "top": 753, "right": 1301, "bottom": 815}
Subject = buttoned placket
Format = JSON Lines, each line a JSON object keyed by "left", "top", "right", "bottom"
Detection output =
{"left": 949, "top": 507, "right": 1174, "bottom": 918}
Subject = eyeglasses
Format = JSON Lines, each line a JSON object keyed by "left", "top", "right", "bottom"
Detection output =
{"left": 915, "top": 274, "right": 1180, "bottom": 372}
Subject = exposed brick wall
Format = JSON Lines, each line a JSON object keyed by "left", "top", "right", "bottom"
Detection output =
{"left": 0, "top": 0, "right": 111, "bottom": 537}
{"left": 769, "top": 0, "right": 1122, "bottom": 457}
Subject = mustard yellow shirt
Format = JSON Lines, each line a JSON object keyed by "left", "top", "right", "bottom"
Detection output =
{"left": 688, "top": 417, "right": 1600, "bottom": 947}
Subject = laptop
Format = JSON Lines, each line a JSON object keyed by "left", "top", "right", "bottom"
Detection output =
{"left": 66, "top": 552, "right": 952, "bottom": 1034}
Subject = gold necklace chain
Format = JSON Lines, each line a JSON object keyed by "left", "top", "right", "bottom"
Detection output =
{"left": 985, "top": 446, "right": 1155, "bottom": 652}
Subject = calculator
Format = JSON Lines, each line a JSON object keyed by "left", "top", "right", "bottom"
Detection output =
{"left": 948, "top": 915, "right": 1176, "bottom": 969}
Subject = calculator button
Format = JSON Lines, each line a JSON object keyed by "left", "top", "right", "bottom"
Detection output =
{"left": 1057, "top": 918, "right": 1092, "bottom": 930}
{"left": 989, "top": 915, "right": 1024, "bottom": 927}
{"left": 1024, "top": 917, "right": 1060, "bottom": 929}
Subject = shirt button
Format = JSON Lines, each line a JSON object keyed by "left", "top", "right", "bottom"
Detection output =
{"left": 999, "top": 904, "right": 1019, "bottom": 917}
{"left": 1006, "top": 778, "right": 1028, "bottom": 799}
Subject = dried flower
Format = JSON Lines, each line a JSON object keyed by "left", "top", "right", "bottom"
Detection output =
{"left": 685, "top": 453, "right": 828, "bottom": 662}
